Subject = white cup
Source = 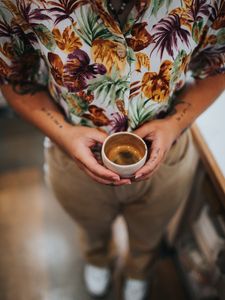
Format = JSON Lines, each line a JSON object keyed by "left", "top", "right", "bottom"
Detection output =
{"left": 101, "top": 132, "right": 147, "bottom": 178}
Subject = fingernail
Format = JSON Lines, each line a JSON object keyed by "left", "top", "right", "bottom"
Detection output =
{"left": 135, "top": 174, "right": 143, "bottom": 179}
{"left": 126, "top": 181, "right": 131, "bottom": 185}
{"left": 112, "top": 176, "right": 120, "bottom": 181}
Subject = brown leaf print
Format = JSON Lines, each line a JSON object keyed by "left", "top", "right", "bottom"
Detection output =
{"left": 1, "top": 0, "right": 29, "bottom": 30}
{"left": 169, "top": 7, "right": 192, "bottom": 31}
{"left": 126, "top": 22, "right": 153, "bottom": 51}
{"left": 212, "top": 16, "right": 225, "bottom": 30}
{"left": 211, "top": 0, "right": 225, "bottom": 30}
{"left": 135, "top": 52, "right": 150, "bottom": 72}
{"left": 48, "top": 52, "right": 64, "bottom": 85}
{"left": 0, "top": 57, "right": 11, "bottom": 80}
{"left": 141, "top": 60, "right": 173, "bottom": 103}
{"left": 159, "top": 60, "right": 173, "bottom": 81}
{"left": 183, "top": 0, "right": 193, "bottom": 8}
{"left": 129, "top": 80, "right": 141, "bottom": 98}
{"left": 135, "top": 0, "right": 151, "bottom": 18}
{"left": 205, "top": 34, "right": 217, "bottom": 46}
{"left": 52, "top": 25, "right": 82, "bottom": 53}
{"left": 77, "top": 91, "right": 94, "bottom": 103}
{"left": 90, "top": 0, "right": 121, "bottom": 35}
{"left": 82, "top": 105, "right": 110, "bottom": 126}
{"left": 92, "top": 39, "right": 127, "bottom": 73}
{"left": 115, "top": 99, "right": 127, "bottom": 116}
{"left": 0, "top": 42, "right": 14, "bottom": 59}
{"left": 212, "top": 15, "right": 225, "bottom": 29}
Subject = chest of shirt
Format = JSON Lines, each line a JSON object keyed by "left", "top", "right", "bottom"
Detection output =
{"left": 4, "top": 0, "right": 212, "bottom": 131}
{"left": 21, "top": 0, "right": 203, "bottom": 72}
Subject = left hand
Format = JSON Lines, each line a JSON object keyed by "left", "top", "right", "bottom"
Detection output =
{"left": 133, "top": 119, "right": 180, "bottom": 181}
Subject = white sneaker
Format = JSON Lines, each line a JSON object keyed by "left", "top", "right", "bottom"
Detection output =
{"left": 123, "top": 278, "right": 148, "bottom": 300}
{"left": 84, "top": 264, "right": 111, "bottom": 297}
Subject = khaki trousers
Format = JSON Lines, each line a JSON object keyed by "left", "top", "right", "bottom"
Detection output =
{"left": 44, "top": 130, "right": 199, "bottom": 279}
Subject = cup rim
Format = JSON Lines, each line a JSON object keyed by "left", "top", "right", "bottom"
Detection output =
{"left": 102, "top": 132, "right": 147, "bottom": 169}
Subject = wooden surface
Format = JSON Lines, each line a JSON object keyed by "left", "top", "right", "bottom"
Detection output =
{"left": 195, "top": 92, "right": 225, "bottom": 178}
{"left": 191, "top": 124, "right": 225, "bottom": 206}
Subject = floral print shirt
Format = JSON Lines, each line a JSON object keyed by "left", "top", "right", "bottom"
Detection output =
{"left": 0, "top": 0, "right": 225, "bottom": 133}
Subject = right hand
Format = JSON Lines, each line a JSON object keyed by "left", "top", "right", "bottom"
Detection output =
{"left": 61, "top": 126, "right": 131, "bottom": 185}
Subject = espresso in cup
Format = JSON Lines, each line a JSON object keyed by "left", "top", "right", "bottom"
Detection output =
{"left": 102, "top": 132, "right": 147, "bottom": 178}
{"left": 107, "top": 144, "right": 143, "bottom": 165}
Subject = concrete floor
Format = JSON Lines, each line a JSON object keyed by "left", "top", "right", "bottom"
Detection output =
{"left": 0, "top": 109, "right": 187, "bottom": 300}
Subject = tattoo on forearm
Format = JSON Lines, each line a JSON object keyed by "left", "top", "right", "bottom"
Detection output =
{"left": 175, "top": 102, "right": 191, "bottom": 122}
{"left": 168, "top": 98, "right": 192, "bottom": 122}
{"left": 41, "top": 107, "right": 63, "bottom": 129}
{"left": 167, "top": 98, "right": 185, "bottom": 117}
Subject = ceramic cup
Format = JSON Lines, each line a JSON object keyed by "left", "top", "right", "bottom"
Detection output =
{"left": 101, "top": 132, "right": 147, "bottom": 178}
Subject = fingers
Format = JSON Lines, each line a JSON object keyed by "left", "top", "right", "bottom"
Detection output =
{"left": 75, "top": 144, "right": 121, "bottom": 181}
{"left": 76, "top": 159, "right": 131, "bottom": 185}
{"left": 85, "top": 168, "right": 131, "bottom": 185}
{"left": 133, "top": 124, "right": 155, "bottom": 139}
{"left": 134, "top": 164, "right": 161, "bottom": 181}
{"left": 135, "top": 140, "right": 165, "bottom": 179}
{"left": 72, "top": 129, "right": 124, "bottom": 182}
{"left": 75, "top": 144, "right": 133, "bottom": 185}
{"left": 72, "top": 127, "right": 133, "bottom": 185}
{"left": 133, "top": 120, "right": 175, "bottom": 181}
{"left": 84, "top": 167, "right": 116, "bottom": 185}
{"left": 91, "top": 128, "right": 108, "bottom": 144}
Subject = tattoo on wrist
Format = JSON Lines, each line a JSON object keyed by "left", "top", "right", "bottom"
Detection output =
{"left": 41, "top": 107, "right": 63, "bottom": 129}
{"left": 175, "top": 102, "right": 191, "bottom": 122}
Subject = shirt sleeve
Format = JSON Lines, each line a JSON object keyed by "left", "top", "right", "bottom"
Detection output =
{"left": 0, "top": 12, "right": 48, "bottom": 94}
{"left": 188, "top": 9, "right": 225, "bottom": 80}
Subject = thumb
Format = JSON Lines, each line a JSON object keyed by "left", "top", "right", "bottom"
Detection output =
{"left": 91, "top": 128, "right": 108, "bottom": 144}
{"left": 133, "top": 123, "right": 152, "bottom": 139}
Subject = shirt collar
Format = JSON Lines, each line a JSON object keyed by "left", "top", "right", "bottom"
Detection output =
{"left": 91, "top": 0, "right": 151, "bottom": 35}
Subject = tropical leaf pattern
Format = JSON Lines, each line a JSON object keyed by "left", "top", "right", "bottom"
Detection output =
{"left": 151, "top": 0, "right": 172, "bottom": 16}
{"left": 33, "top": 24, "right": 56, "bottom": 50}
{"left": 0, "top": 0, "right": 224, "bottom": 132}
{"left": 52, "top": 25, "right": 82, "bottom": 53}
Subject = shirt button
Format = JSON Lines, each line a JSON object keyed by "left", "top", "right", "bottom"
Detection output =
{"left": 116, "top": 45, "right": 127, "bottom": 58}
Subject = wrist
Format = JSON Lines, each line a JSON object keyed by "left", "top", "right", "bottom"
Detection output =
{"left": 163, "top": 116, "right": 186, "bottom": 141}
{"left": 56, "top": 123, "right": 80, "bottom": 149}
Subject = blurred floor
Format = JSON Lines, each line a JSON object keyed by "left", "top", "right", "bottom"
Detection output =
{"left": 0, "top": 110, "right": 188, "bottom": 300}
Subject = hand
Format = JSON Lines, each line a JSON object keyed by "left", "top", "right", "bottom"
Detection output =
{"left": 133, "top": 119, "right": 180, "bottom": 181}
{"left": 61, "top": 126, "right": 131, "bottom": 185}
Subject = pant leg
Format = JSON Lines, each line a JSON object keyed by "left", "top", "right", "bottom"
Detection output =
{"left": 44, "top": 139, "right": 119, "bottom": 267}
{"left": 122, "top": 130, "right": 199, "bottom": 279}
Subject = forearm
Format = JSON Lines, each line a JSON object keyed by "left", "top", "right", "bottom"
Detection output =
{"left": 133, "top": 74, "right": 225, "bottom": 179}
{"left": 1, "top": 84, "right": 128, "bottom": 184}
{"left": 166, "top": 74, "right": 225, "bottom": 138}
{"left": 1, "top": 84, "right": 73, "bottom": 148}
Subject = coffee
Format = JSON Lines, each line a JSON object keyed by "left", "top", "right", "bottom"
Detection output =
{"left": 106, "top": 144, "right": 143, "bottom": 165}
{"left": 102, "top": 132, "right": 147, "bottom": 177}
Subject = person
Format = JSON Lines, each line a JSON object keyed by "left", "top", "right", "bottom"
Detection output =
{"left": 0, "top": 0, "right": 225, "bottom": 299}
